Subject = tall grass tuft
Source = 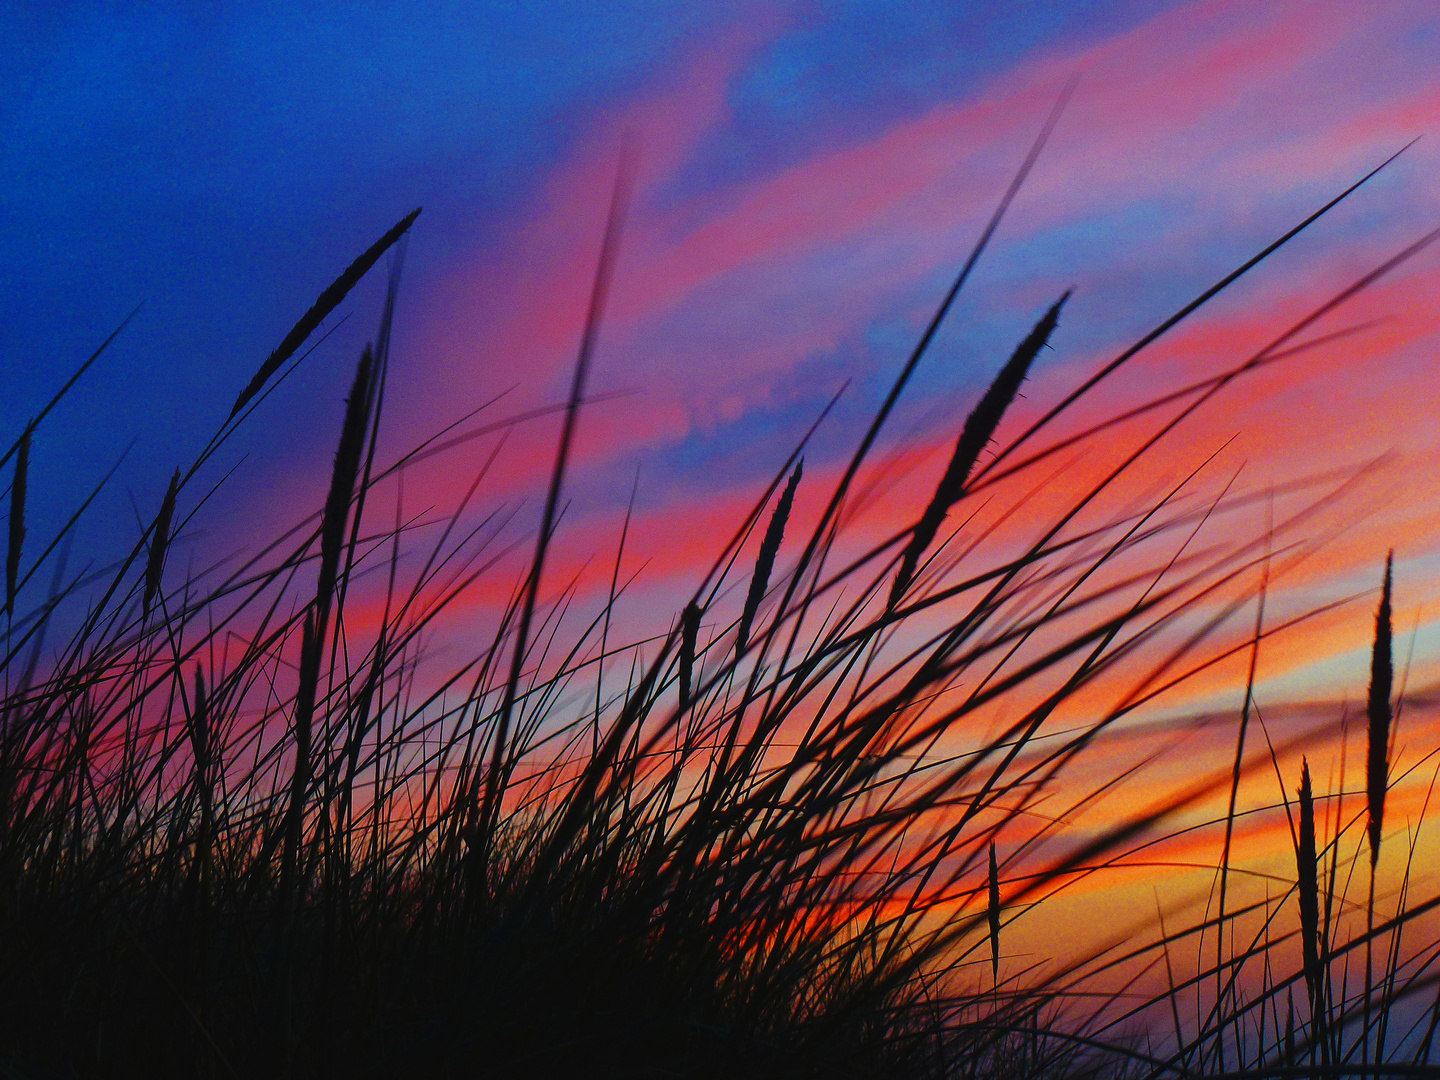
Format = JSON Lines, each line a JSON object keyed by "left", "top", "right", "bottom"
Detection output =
{"left": 3, "top": 138, "right": 1439, "bottom": 1079}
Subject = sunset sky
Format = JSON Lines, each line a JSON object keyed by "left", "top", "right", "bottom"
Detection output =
{"left": 3, "top": 0, "right": 1439, "bottom": 710}
{"left": 7, "top": 2, "right": 1440, "bottom": 1003}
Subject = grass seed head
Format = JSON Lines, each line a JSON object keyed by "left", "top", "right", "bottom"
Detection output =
{"left": 737, "top": 459, "right": 802, "bottom": 656}
{"left": 142, "top": 468, "right": 180, "bottom": 619}
{"left": 679, "top": 600, "right": 701, "bottom": 713}
{"left": 230, "top": 209, "right": 418, "bottom": 418}
{"left": 190, "top": 661, "right": 208, "bottom": 771}
{"left": 1297, "top": 757, "right": 1323, "bottom": 1024}
{"left": 988, "top": 840, "right": 1001, "bottom": 982}
{"left": 891, "top": 292, "right": 1068, "bottom": 608}
{"left": 1367, "top": 551, "right": 1393, "bottom": 868}
{"left": 317, "top": 346, "right": 376, "bottom": 608}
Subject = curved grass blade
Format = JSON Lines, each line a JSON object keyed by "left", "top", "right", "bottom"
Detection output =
{"left": 185, "top": 663, "right": 214, "bottom": 907}
{"left": 0, "top": 305, "right": 141, "bottom": 473}
{"left": 476, "top": 148, "right": 633, "bottom": 866}
{"left": 970, "top": 140, "right": 1418, "bottom": 486}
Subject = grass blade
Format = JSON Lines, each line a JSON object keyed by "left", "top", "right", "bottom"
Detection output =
{"left": 186, "top": 662, "right": 213, "bottom": 908}
{"left": 0, "top": 307, "right": 141, "bottom": 473}
{"left": 6, "top": 425, "right": 30, "bottom": 618}
{"left": 476, "top": 149, "right": 633, "bottom": 866}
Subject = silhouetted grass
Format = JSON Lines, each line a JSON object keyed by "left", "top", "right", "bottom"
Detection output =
{"left": 0, "top": 133, "right": 1437, "bottom": 1080}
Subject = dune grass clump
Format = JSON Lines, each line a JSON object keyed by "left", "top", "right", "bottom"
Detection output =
{"left": 1, "top": 127, "right": 1440, "bottom": 1080}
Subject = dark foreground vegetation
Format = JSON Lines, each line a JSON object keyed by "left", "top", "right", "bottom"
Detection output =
{"left": 3, "top": 125, "right": 1440, "bottom": 1079}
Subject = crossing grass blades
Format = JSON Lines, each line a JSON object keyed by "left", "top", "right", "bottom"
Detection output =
{"left": 1, "top": 121, "right": 1439, "bottom": 1079}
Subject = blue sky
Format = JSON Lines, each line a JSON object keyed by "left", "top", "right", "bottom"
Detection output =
{"left": 0, "top": 2, "right": 1181, "bottom": 536}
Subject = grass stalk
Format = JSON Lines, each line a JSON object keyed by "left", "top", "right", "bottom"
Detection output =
{"left": 280, "top": 347, "right": 374, "bottom": 916}
{"left": 1298, "top": 757, "right": 1326, "bottom": 1062}
{"left": 988, "top": 840, "right": 1001, "bottom": 984}
{"left": 473, "top": 151, "right": 632, "bottom": 884}
{"left": 6, "top": 424, "right": 29, "bottom": 619}
{"left": 679, "top": 599, "right": 701, "bottom": 716}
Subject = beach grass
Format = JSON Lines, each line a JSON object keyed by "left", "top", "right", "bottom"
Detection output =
{"left": 1, "top": 140, "right": 1438, "bottom": 1080}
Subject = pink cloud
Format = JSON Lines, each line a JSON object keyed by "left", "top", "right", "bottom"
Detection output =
{"left": 281, "top": 0, "right": 1421, "bottom": 535}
